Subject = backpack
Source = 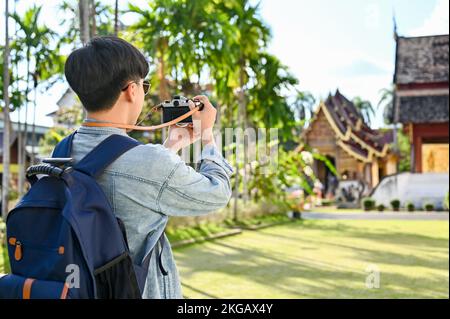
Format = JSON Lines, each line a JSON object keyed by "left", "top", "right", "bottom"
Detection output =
{"left": 0, "top": 131, "right": 161, "bottom": 299}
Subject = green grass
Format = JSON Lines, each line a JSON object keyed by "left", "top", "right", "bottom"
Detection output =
{"left": 167, "top": 214, "right": 291, "bottom": 244}
{"left": 174, "top": 219, "right": 449, "bottom": 298}
{"left": 225, "top": 213, "right": 291, "bottom": 228}
{"left": 166, "top": 223, "right": 230, "bottom": 243}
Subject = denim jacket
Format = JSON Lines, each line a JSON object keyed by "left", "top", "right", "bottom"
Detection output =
{"left": 67, "top": 125, "right": 233, "bottom": 299}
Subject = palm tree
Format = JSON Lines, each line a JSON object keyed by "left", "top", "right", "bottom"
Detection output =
{"left": 11, "top": 5, "right": 64, "bottom": 190}
{"left": 249, "top": 53, "right": 299, "bottom": 136}
{"left": 2, "top": 0, "right": 11, "bottom": 218}
{"left": 31, "top": 39, "right": 64, "bottom": 165}
{"left": 10, "top": 6, "right": 46, "bottom": 196}
{"left": 378, "top": 86, "right": 394, "bottom": 125}
{"left": 293, "top": 91, "right": 316, "bottom": 124}
{"left": 127, "top": 0, "right": 301, "bottom": 220}
{"left": 59, "top": 0, "right": 114, "bottom": 48}
{"left": 220, "top": 0, "right": 271, "bottom": 219}
{"left": 128, "top": 0, "right": 228, "bottom": 140}
{"left": 352, "top": 96, "right": 375, "bottom": 126}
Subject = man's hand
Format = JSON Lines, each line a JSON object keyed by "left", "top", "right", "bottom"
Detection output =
{"left": 190, "top": 95, "right": 217, "bottom": 146}
{"left": 163, "top": 95, "right": 217, "bottom": 152}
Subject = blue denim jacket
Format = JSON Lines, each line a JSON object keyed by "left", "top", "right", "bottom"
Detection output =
{"left": 67, "top": 125, "right": 233, "bottom": 298}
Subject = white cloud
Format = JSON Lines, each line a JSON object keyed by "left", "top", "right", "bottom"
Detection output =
{"left": 409, "top": 0, "right": 449, "bottom": 36}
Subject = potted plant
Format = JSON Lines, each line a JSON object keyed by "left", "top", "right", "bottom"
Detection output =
{"left": 362, "top": 197, "right": 375, "bottom": 211}
{"left": 377, "top": 204, "right": 385, "bottom": 212}
{"left": 424, "top": 202, "right": 435, "bottom": 212}
{"left": 390, "top": 199, "right": 401, "bottom": 212}
{"left": 406, "top": 202, "right": 415, "bottom": 212}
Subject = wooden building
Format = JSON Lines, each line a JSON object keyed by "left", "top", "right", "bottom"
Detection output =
{"left": 394, "top": 34, "right": 449, "bottom": 173}
{"left": 303, "top": 90, "right": 397, "bottom": 195}
{"left": 0, "top": 119, "right": 49, "bottom": 177}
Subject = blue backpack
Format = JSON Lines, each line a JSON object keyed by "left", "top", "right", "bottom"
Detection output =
{"left": 0, "top": 132, "right": 160, "bottom": 299}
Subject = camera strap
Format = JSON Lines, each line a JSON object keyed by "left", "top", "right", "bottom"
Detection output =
{"left": 81, "top": 105, "right": 201, "bottom": 132}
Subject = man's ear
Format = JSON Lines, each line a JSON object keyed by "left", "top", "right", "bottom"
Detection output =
{"left": 122, "top": 83, "right": 137, "bottom": 103}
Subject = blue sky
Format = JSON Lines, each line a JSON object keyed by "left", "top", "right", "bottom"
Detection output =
{"left": 1, "top": 0, "right": 449, "bottom": 128}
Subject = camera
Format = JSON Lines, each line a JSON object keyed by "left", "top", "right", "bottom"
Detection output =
{"left": 161, "top": 95, "right": 204, "bottom": 124}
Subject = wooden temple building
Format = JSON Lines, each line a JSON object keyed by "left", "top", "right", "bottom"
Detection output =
{"left": 394, "top": 34, "right": 449, "bottom": 173}
{"left": 303, "top": 90, "right": 398, "bottom": 195}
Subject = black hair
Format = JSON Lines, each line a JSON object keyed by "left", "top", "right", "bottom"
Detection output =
{"left": 64, "top": 36, "right": 149, "bottom": 112}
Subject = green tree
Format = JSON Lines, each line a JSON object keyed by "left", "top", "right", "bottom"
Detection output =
{"left": 248, "top": 53, "right": 298, "bottom": 139}
{"left": 292, "top": 91, "right": 316, "bottom": 125}
{"left": 352, "top": 96, "right": 375, "bottom": 125}
{"left": 397, "top": 130, "right": 411, "bottom": 172}
{"left": 378, "top": 86, "right": 394, "bottom": 125}
{"left": 0, "top": 50, "right": 25, "bottom": 113}
{"left": 39, "top": 127, "right": 73, "bottom": 158}
{"left": 219, "top": 0, "right": 271, "bottom": 219}
{"left": 59, "top": 0, "right": 114, "bottom": 47}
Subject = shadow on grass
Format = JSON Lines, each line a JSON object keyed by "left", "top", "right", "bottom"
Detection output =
{"left": 181, "top": 282, "right": 221, "bottom": 299}
{"left": 175, "top": 221, "right": 449, "bottom": 298}
{"left": 259, "top": 224, "right": 449, "bottom": 271}
{"left": 180, "top": 242, "right": 448, "bottom": 298}
{"left": 292, "top": 220, "right": 449, "bottom": 249}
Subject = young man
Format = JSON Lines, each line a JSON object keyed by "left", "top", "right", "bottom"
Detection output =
{"left": 62, "top": 36, "right": 233, "bottom": 298}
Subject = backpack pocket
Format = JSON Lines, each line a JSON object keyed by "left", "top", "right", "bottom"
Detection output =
{"left": 7, "top": 237, "right": 67, "bottom": 279}
{"left": 0, "top": 274, "right": 69, "bottom": 299}
{"left": 93, "top": 252, "right": 142, "bottom": 299}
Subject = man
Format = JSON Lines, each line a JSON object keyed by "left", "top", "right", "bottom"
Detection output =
{"left": 62, "top": 36, "right": 233, "bottom": 298}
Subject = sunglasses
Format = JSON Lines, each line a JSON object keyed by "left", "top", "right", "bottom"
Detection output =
{"left": 121, "top": 80, "right": 150, "bottom": 96}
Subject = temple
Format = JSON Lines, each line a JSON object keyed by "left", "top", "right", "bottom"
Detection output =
{"left": 303, "top": 90, "right": 398, "bottom": 196}
{"left": 394, "top": 34, "right": 449, "bottom": 173}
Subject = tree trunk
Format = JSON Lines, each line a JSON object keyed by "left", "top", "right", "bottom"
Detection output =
{"left": 79, "top": 0, "right": 90, "bottom": 120}
{"left": 89, "top": 0, "right": 96, "bottom": 39}
{"left": 2, "top": 0, "right": 11, "bottom": 218}
{"left": 114, "top": 0, "right": 119, "bottom": 36}
{"left": 31, "top": 87, "right": 37, "bottom": 165}
{"left": 233, "top": 58, "right": 246, "bottom": 222}
{"left": 79, "top": 0, "right": 90, "bottom": 45}
{"left": 157, "top": 39, "right": 170, "bottom": 143}
{"left": 18, "top": 51, "right": 31, "bottom": 197}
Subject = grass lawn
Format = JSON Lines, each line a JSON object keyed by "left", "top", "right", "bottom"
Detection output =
{"left": 174, "top": 219, "right": 449, "bottom": 298}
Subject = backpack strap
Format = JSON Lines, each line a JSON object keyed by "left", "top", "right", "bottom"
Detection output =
{"left": 51, "top": 131, "right": 78, "bottom": 158}
{"left": 52, "top": 131, "right": 141, "bottom": 178}
{"left": 74, "top": 134, "right": 141, "bottom": 178}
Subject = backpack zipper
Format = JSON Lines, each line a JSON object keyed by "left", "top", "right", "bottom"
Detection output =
{"left": 8, "top": 237, "right": 64, "bottom": 261}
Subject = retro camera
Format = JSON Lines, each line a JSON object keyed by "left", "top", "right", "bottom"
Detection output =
{"left": 161, "top": 96, "right": 204, "bottom": 124}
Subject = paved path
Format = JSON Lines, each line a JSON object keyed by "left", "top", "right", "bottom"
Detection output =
{"left": 302, "top": 212, "right": 449, "bottom": 221}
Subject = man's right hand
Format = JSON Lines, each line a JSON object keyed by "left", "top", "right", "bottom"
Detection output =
{"left": 189, "top": 95, "right": 217, "bottom": 146}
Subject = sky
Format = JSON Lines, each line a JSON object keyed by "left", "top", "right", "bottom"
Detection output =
{"left": 0, "top": 0, "right": 449, "bottom": 128}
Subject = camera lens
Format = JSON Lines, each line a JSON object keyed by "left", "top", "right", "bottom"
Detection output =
{"left": 173, "top": 100, "right": 179, "bottom": 107}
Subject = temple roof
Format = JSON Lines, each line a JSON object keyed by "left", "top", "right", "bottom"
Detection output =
{"left": 304, "top": 90, "right": 391, "bottom": 163}
{"left": 397, "top": 95, "right": 449, "bottom": 124}
{"left": 394, "top": 35, "right": 449, "bottom": 85}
